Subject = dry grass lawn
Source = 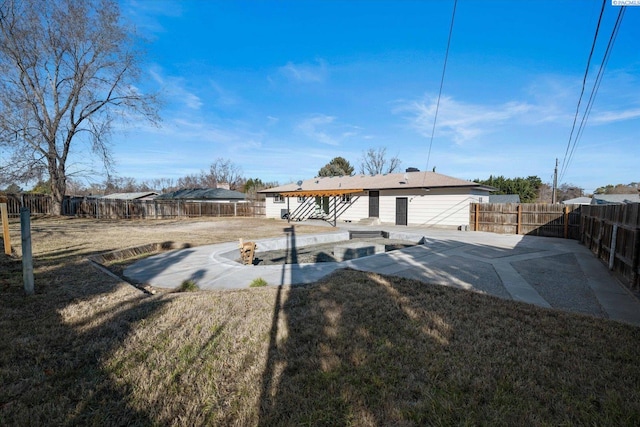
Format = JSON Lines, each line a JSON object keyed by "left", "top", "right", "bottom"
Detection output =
{"left": 1, "top": 217, "right": 639, "bottom": 426}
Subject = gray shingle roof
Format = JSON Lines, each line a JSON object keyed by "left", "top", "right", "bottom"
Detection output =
{"left": 591, "top": 194, "right": 640, "bottom": 205}
{"left": 260, "top": 171, "right": 494, "bottom": 193}
{"left": 156, "top": 188, "right": 246, "bottom": 200}
{"left": 102, "top": 192, "right": 158, "bottom": 200}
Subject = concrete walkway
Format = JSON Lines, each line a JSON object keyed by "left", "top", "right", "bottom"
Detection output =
{"left": 125, "top": 223, "right": 640, "bottom": 326}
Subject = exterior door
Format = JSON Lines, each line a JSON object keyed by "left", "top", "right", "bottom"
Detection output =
{"left": 396, "top": 197, "right": 408, "bottom": 226}
{"left": 369, "top": 191, "right": 379, "bottom": 218}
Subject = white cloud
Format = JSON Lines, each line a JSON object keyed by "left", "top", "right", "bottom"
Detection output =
{"left": 149, "top": 66, "right": 202, "bottom": 110}
{"left": 297, "top": 114, "right": 338, "bottom": 145}
{"left": 397, "top": 95, "right": 533, "bottom": 144}
{"left": 122, "top": 0, "right": 183, "bottom": 37}
{"left": 296, "top": 114, "right": 362, "bottom": 146}
{"left": 210, "top": 81, "right": 239, "bottom": 106}
{"left": 278, "top": 59, "right": 328, "bottom": 83}
{"left": 590, "top": 108, "right": 640, "bottom": 124}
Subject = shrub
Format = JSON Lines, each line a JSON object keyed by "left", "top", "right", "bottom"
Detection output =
{"left": 178, "top": 279, "right": 198, "bottom": 292}
{"left": 249, "top": 277, "right": 268, "bottom": 288}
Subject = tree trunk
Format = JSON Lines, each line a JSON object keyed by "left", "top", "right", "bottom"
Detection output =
{"left": 49, "top": 161, "right": 66, "bottom": 216}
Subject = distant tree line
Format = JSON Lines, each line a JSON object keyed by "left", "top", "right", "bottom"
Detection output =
{"left": 472, "top": 175, "right": 619, "bottom": 204}
{"left": 474, "top": 176, "right": 542, "bottom": 203}
{"left": 0, "top": 157, "right": 278, "bottom": 200}
{"left": 593, "top": 183, "right": 639, "bottom": 195}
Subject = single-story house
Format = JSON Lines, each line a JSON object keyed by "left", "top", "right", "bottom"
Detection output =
{"left": 259, "top": 170, "right": 495, "bottom": 227}
{"left": 489, "top": 194, "right": 521, "bottom": 203}
{"left": 156, "top": 188, "right": 246, "bottom": 202}
{"left": 591, "top": 194, "right": 640, "bottom": 205}
{"left": 102, "top": 191, "right": 159, "bottom": 200}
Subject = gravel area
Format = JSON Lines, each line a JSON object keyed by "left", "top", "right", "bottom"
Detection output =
{"left": 512, "top": 253, "right": 607, "bottom": 317}
{"left": 244, "top": 238, "right": 417, "bottom": 265}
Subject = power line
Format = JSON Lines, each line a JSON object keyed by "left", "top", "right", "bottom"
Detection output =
{"left": 559, "top": 5, "right": 626, "bottom": 182}
{"left": 425, "top": 0, "right": 457, "bottom": 173}
{"left": 559, "top": 0, "right": 606, "bottom": 179}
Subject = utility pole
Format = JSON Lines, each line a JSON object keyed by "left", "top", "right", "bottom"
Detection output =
{"left": 552, "top": 158, "right": 558, "bottom": 204}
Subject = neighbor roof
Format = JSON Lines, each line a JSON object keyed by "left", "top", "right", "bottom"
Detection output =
{"left": 156, "top": 188, "right": 246, "bottom": 200}
{"left": 591, "top": 194, "right": 640, "bottom": 205}
{"left": 562, "top": 197, "right": 592, "bottom": 205}
{"left": 260, "top": 171, "right": 495, "bottom": 195}
{"left": 489, "top": 194, "right": 521, "bottom": 203}
{"left": 101, "top": 192, "right": 158, "bottom": 200}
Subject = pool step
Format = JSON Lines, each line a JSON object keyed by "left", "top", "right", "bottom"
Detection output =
{"left": 348, "top": 230, "right": 389, "bottom": 239}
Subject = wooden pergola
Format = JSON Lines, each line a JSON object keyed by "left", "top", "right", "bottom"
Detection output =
{"left": 279, "top": 189, "right": 363, "bottom": 227}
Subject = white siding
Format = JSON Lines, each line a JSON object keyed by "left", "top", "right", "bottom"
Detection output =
{"left": 264, "top": 188, "right": 488, "bottom": 228}
{"left": 264, "top": 194, "right": 291, "bottom": 219}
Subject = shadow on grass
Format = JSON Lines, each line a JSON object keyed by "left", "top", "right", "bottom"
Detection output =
{"left": 256, "top": 231, "right": 640, "bottom": 425}
{"left": 0, "top": 232, "right": 202, "bottom": 424}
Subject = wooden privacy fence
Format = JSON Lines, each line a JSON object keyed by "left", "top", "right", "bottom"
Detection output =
{"left": 581, "top": 203, "right": 640, "bottom": 291}
{"left": 0, "top": 193, "right": 52, "bottom": 217}
{"left": 470, "top": 203, "right": 582, "bottom": 239}
{"left": 1, "top": 193, "right": 265, "bottom": 219}
{"left": 62, "top": 197, "right": 265, "bottom": 219}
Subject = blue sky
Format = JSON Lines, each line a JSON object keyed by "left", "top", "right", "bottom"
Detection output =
{"left": 110, "top": 0, "right": 639, "bottom": 194}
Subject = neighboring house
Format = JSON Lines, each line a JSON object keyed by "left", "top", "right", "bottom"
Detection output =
{"left": 591, "top": 194, "right": 640, "bottom": 205}
{"left": 489, "top": 194, "right": 520, "bottom": 204}
{"left": 562, "top": 197, "right": 592, "bottom": 205}
{"left": 155, "top": 188, "right": 246, "bottom": 202}
{"left": 102, "top": 191, "right": 159, "bottom": 201}
{"left": 259, "top": 170, "right": 495, "bottom": 227}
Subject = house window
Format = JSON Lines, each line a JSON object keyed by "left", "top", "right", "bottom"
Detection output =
{"left": 274, "top": 194, "right": 284, "bottom": 203}
{"left": 341, "top": 194, "right": 352, "bottom": 203}
{"left": 297, "top": 196, "right": 306, "bottom": 203}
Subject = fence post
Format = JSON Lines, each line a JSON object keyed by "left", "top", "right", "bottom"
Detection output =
{"left": 631, "top": 228, "right": 640, "bottom": 289}
{"left": 516, "top": 204, "right": 522, "bottom": 235}
{"left": 20, "top": 208, "right": 34, "bottom": 295}
{"left": 474, "top": 203, "right": 479, "bottom": 231}
{"left": 563, "top": 206, "right": 569, "bottom": 239}
{"left": 609, "top": 224, "right": 618, "bottom": 270}
{"left": 1, "top": 201, "right": 11, "bottom": 255}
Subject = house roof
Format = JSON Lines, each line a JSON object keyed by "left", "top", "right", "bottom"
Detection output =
{"left": 260, "top": 171, "right": 494, "bottom": 195}
{"left": 156, "top": 188, "right": 246, "bottom": 200}
{"left": 489, "top": 194, "right": 521, "bottom": 203}
{"left": 562, "top": 197, "right": 592, "bottom": 205}
{"left": 591, "top": 194, "right": 640, "bottom": 205}
{"left": 102, "top": 192, "right": 158, "bottom": 200}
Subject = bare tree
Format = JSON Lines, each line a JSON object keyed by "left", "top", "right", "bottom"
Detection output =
{"left": 0, "top": 0, "right": 158, "bottom": 214}
{"left": 207, "top": 158, "right": 243, "bottom": 190}
{"left": 359, "top": 147, "right": 401, "bottom": 175}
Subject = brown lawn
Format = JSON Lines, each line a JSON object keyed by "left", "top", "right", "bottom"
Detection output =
{"left": 1, "top": 217, "right": 639, "bottom": 426}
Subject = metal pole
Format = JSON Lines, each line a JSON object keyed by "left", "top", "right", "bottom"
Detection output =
{"left": 552, "top": 158, "right": 558, "bottom": 204}
{"left": 1, "top": 202, "right": 11, "bottom": 255}
{"left": 20, "top": 208, "right": 34, "bottom": 295}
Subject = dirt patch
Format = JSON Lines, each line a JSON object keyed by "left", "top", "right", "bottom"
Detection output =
{"left": 248, "top": 238, "right": 417, "bottom": 265}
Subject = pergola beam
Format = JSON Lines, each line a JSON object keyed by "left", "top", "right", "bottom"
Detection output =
{"left": 279, "top": 189, "right": 363, "bottom": 198}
